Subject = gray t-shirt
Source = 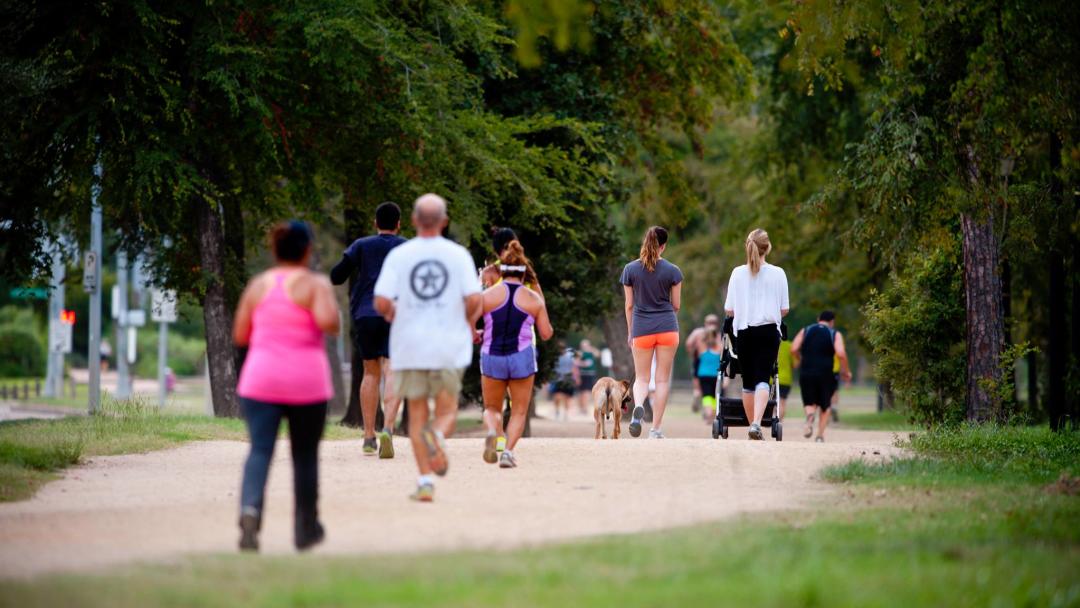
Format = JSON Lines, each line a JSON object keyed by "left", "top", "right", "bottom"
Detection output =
{"left": 620, "top": 259, "right": 683, "bottom": 338}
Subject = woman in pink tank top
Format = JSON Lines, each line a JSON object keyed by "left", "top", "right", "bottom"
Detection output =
{"left": 232, "top": 221, "right": 339, "bottom": 553}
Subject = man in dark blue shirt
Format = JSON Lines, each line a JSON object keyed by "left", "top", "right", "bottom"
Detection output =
{"left": 790, "top": 310, "right": 852, "bottom": 443}
{"left": 331, "top": 202, "right": 407, "bottom": 458}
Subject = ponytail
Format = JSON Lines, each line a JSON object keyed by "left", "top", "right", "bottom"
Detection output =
{"left": 745, "top": 228, "right": 772, "bottom": 276}
{"left": 499, "top": 239, "right": 538, "bottom": 285}
{"left": 639, "top": 226, "right": 669, "bottom": 272}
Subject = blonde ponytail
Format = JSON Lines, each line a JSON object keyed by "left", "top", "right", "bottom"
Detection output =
{"left": 745, "top": 228, "right": 772, "bottom": 276}
{"left": 639, "top": 226, "right": 669, "bottom": 272}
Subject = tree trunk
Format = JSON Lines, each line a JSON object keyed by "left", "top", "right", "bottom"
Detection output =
{"left": 222, "top": 197, "right": 247, "bottom": 376}
{"left": 961, "top": 211, "right": 1005, "bottom": 422}
{"left": 196, "top": 200, "right": 239, "bottom": 418}
{"left": 1047, "top": 135, "right": 1066, "bottom": 430}
{"left": 601, "top": 312, "right": 633, "bottom": 381}
{"left": 325, "top": 333, "right": 346, "bottom": 417}
{"left": 1026, "top": 350, "right": 1038, "bottom": 409}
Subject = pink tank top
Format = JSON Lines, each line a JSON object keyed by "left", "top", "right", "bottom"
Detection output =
{"left": 236, "top": 271, "right": 333, "bottom": 404}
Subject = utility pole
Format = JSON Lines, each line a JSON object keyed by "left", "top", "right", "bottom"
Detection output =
{"left": 151, "top": 287, "right": 177, "bottom": 408}
{"left": 44, "top": 245, "right": 65, "bottom": 397}
{"left": 114, "top": 250, "right": 131, "bottom": 399}
{"left": 87, "top": 169, "right": 103, "bottom": 414}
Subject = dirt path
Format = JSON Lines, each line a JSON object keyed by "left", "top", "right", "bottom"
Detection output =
{"left": 0, "top": 412, "right": 900, "bottom": 579}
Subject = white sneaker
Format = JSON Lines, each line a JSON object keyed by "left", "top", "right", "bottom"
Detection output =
{"left": 648, "top": 428, "right": 665, "bottom": 439}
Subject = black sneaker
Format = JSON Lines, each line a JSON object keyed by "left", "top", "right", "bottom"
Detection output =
{"left": 629, "top": 406, "right": 644, "bottom": 437}
{"left": 238, "top": 508, "right": 260, "bottom": 552}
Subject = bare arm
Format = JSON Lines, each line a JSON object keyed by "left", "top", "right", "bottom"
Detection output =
{"left": 834, "top": 331, "right": 852, "bottom": 382}
{"left": 685, "top": 328, "right": 702, "bottom": 355}
{"left": 465, "top": 293, "right": 483, "bottom": 328}
{"left": 232, "top": 281, "right": 258, "bottom": 347}
{"left": 310, "top": 274, "right": 340, "bottom": 336}
{"left": 623, "top": 285, "right": 634, "bottom": 344}
{"left": 534, "top": 301, "right": 554, "bottom": 341}
{"left": 789, "top": 328, "right": 805, "bottom": 369}
{"left": 670, "top": 282, "right": 682, "bottom": 312}
{"left": 375, "top": 295, "right": 395, "bottom": 323}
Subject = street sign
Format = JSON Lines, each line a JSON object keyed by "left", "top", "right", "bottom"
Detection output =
{"left": 49, "top": 319, "right": 73, "bottom": 354}
{"left": 151, "top": 289, "right": 178, "bottom": 323}
{"left": 111, "top": 285, "right": 121, "bottom": 319}
{"left": 8, "top": 287, "right": 48, "bottom": 299}
{"left": 126, "top": 309, "right": 146, "bottom": 327}
{"left": 127, "top": 326, "right": 137, "bottom": 364}
{"left": 83, "top": 251, "right": 98, "bottom": 293}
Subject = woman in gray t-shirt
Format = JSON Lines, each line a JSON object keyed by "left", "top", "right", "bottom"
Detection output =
{"left": 620, "top": 226, "right": 683, "bottom": 439}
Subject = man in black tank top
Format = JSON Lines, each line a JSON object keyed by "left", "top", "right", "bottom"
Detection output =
{"left": 790, "top": 310, "right": 851, "bottom": 442}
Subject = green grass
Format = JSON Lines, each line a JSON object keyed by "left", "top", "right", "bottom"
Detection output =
{"left": 0, "top": 397, "right": 358, "bottom": 501}
{"left": 823, "top": 424, "right": 1080, "bottom": 485}
{"left": 836, "top": 409, "right": 916, "bottom": 431}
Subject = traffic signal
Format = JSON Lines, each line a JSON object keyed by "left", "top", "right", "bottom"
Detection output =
{"left": 60, "top": 309, "right": 76, "bottom": 325}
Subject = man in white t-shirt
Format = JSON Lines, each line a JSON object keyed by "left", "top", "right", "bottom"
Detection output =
{"left": 374, "top": 193, "right": 482, "bottom": 502}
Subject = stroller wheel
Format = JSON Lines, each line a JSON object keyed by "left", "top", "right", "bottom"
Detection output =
{"left": 721, "top": 426, "right": 729, "bottom": 439}
{"left": 711, "top": 419, "right": 721, "bottom": 439}
{"left": 774, "top": 421, "right": 783, "bottom": 442}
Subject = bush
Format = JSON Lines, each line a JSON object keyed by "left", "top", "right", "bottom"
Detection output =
{"left": 0, "top": 326, "right": 46, "bottom": 378}
{"left": 863, "top": 240, "right": 966, "bottom": 425}
{"left": 131, "top": 329, "right": 205, "bottom": 378}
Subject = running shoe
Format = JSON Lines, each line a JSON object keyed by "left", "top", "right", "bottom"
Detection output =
{"left": 748, "top": 423, "right": 763, "bottom": 440}
{"left": 803, "top": 415, "right": 814, "bottom": 439}
{"left": 238, "top": 508, "right": 260, "bottom": 552}
{"left": 421, "top": 426, "right": 449, "bottom": 476}
{"left": 629, "top": 406, "right": 644, "bottom": 437}
{"left": 377, "top": 429, "right": 394, "bottom": 459}
{"left": 483, "top": 434, "right": 498, "bottom": 464}
{"left": 410, "top": 483, "right": 435, "bottom": 502}
{"left": 648, "top": 428, "right": 665, "bottom": 439}
{"left": 495, "top": 436, "right": 507, "bottom": 453}
{"left": 499, "top": 451, "right": 517, "bottom": 468}
{"left": 362, "top": 437, "right": 377, "bottom": 456}
{"left": 815, "top": 436, "right": 825, "bottom": 443}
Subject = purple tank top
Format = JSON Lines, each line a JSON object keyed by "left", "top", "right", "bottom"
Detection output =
{"left": 482, "top": 283, "right": 535, "bottom": 356}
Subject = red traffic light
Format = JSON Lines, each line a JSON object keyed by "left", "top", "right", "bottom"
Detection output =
{"left": 60, "top": 310, "right": 76, "bottom": 325}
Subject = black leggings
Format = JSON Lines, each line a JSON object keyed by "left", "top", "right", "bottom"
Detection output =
{"left": 240, "top": 398, "right": 327, "bottom": 516}
{"left": 736, "top": 324, "right": 780, "bottom": 390}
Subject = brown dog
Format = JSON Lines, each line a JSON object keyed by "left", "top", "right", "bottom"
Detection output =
{"left": 592, "top": 377, "right": 632, "bottom": 439}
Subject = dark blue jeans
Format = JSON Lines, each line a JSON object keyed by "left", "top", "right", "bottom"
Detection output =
{"left": 240, "top": 398, "right": 327, "bottom": 516}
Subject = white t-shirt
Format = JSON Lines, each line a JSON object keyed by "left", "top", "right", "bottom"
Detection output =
{"left": 723, "top": 263, "right": 790, "bottom": 335}
{"left": 373, "top": 236, "right": 481, "bottom": 370}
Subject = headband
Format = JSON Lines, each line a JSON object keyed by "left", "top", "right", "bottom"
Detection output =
{"left": 500, "top": 265, "right": 527, "bottom": 273}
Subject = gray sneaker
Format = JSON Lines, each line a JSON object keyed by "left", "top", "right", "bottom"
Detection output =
{"left": 362, "top": 437, "right": 377, "bottom": 456}
{"left": 377, "top": 429, "right": 394, "bottom": 459}
{"left": 629, "top": 406, "right": 644, "bottom": 437}
{"left": 748, "top": 423, "right": 763, "bottom": 440}
{"left": 499, "top": 451, "right": 517, "bottom": 468}
{"left": 648, "top": 428, "right": 665, "bottom": 439}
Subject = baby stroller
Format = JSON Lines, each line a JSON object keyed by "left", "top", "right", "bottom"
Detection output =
{"left": 711, "top": 317, "right": 785, "bottom": 441}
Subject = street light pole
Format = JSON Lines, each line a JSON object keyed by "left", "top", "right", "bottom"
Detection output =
{"left": 115, "top": 250, "right": 131, "bottom": 399}
{"left": 88, "top": 168, "right": 103, "bottom": 414}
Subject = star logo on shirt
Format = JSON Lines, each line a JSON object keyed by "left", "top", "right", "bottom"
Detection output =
{"left": 409, "top": 260, "right": 449, "bottom": 301}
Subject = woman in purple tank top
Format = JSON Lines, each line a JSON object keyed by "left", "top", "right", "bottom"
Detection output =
{"left": 232, "top": 221, "right": 340, "bottom": 552}
{"left": 478, "top": 241, "right": 553, "bottom": 468}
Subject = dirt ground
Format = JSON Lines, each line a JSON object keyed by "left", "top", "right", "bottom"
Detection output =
{"left": 0, "top": 394, "right": 900, "bottom": 579}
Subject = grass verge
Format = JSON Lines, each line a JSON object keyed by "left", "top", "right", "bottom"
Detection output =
{"left": 0, "top": 398, "right": 358, "bottom": 502}
{"left": 835, "top": 408, "right": 916, "bottom": 431}
{"left": 1, "top": 425, "right": 1078, "bottom": 606}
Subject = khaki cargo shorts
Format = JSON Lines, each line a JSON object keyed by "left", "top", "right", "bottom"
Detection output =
{"left": 394, "top": 368, "right": 465, "bottom": 401}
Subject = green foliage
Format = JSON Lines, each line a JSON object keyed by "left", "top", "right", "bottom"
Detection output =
{"left": 132, "top": 330, "right": 205, "bottom": 378}
{"left": 0, "top": 305, "right": 46, "bottom": 377}
{"left": 863, "top": 241, "right": 965, "bottom": 425}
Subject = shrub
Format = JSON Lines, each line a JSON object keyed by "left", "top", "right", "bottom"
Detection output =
{"left": 0, "top": 326, "right": 46, "bottom": 378}
{"left": 863, "top": 240, "right": 966, "bottom": 425}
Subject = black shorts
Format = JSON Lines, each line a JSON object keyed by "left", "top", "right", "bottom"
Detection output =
{"left": 579, "top": 375, "right": 597, "bottom": 392}
{"left": 800, "top": 374, "right": 836, "bottom": 409}
{"left": 698, "top": 375, "right": 718, "bottom": 399}
{"left": 353, "top": 316, "right": 390, "bottom": 360}
{"left": 735, "top": 324, "right": 780, "bottom": 390}
{"left": 553, "top": 377, "right": 576, "bottom": 396}
{"left": 779, "top": 384, "right": 791, "bottom": 399}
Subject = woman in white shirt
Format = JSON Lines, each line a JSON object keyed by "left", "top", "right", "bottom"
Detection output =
{"left": 723, "top": 229, "right": 789, "bottom": 440}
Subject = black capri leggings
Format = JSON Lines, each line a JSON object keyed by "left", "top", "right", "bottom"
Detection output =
{"left": 736, "top": 324, "right": 781, "bottom": 391}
